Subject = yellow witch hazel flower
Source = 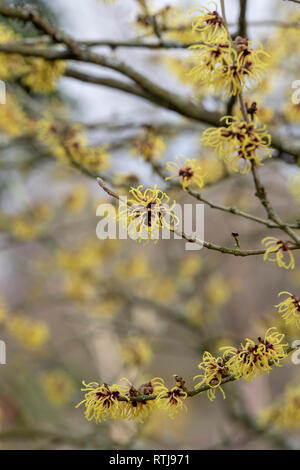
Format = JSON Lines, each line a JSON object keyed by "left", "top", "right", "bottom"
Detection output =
{"left": 63, "top": 185, "right": 88, "bottom": 214}
{"left": 154, "top": 377, "right": 187, "bottom": 419}
{"left": 64, "top": 125, "right": 110, "bottom": 172}
{"left": 0, "top": 24, "right": 26, "bottom": 80}
{"left": 205, "top": 275, "right": 231, "bottom": 308}
{"left": 260, "top": 383, "right": 300, "bottom": 430}
{"left": 37, "top": 118, "right": 67, "bottom": 163}
{"left": 76, "top": 381, "right": 129, "bottom": 423}
{"left": 7, "top": 313, "right": 49, "bottom": 351}
{"left": 0, "top": 299, "right": 7, "bottom": 325}
{"left": 188, "top": 41, "right": 232, "bottom": 92}
{"left": 118, "top": 185, "right": 179, "bottom": 243}
{"left": 218, "top": 37, "right": 269, "bottom": 98}
{"left": 288, "top": 173, "right": 300, "bottom": 202}
{"left": 41, "top": 370, "right": 74, "bottom": 406}
{"left": 221, "top": 327, "right": 288, "bottom": 383}
{"left": 194, "top": 352, "right": 229, "bottom": 402}
{"left": 190, "top": 5, "right": 228, "bottom": 42}
{"left": 10, "top": 204, "right": 53, "bottom": 241}
{"left": 262, "top": 237, "right": 295, "bottom": 270}
{"left": 188, "top": 9, "right": 269, "bottom": 99}
{"left": 120, "top": 379, "right": 160, "bottom": 423}
{"left": 117, "top": 254, "right": 151, "bottom": 281}
{"left": 275, "top": 291, "right": 300, "bottom": 330}
{"left": 22, "top": 59, "right": 66, "bottom": 93}
{"left": 165, "top": 156, "right": 206, "bottom": 190}
{"left": 185, "top": 298, "right": 206, "bottom": 328}
{"left": 202, "top": 116, "right": 273, "bottom": 174}
{"left": 121, "top": 337, "right": 153, "bottom": 368}
{"left": 0, "top": 94, "right": 33, "bottom": 138}
{"left": 131, "top": 128, "right": 166, "bottom": 161}
{"left": 37, "top": 119, "right": 110, "bottom": 171}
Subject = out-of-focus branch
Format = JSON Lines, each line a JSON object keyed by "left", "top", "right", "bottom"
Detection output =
{"left": 0, "top": 58, "right": 296, "bottom": 163}
{"left": 64, "top": 67, "right": 154, "bottom": 103}
{"left": 0, "top": 5, "right": 299, "bottom": 164}
{"left": 0, "top": 428, "right": 105, "bottom": 448}
{"left": 284, "top": 0, "right": 300, "bottom": 4}
{"left": 236, "top": 0, "right": 248, "bottom": 37}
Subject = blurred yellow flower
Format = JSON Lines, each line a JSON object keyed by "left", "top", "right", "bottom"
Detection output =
{"left": 221, "top": 327, "right": 288, "bottom": 382}
{"left": 0, "top": 94, "right": 33, "bottom": 137}
{"left": 121, "top": 337, "right": 153, "bottom": 367}
{"left": 7, "top": 313, "right": 49, "bottom": 351}
{"left": 131, "top": 129, "right": 166, "bottom": 161}
{"left": 178, "top": 255, "right": 202, "bottom": 280}
{"left": 288, "top": 173, "right": 300, "bottom": 202}
{"left": 0, "top": 24, "right": 26, "bottom": 80}
{"left": 64, "top": 186, "right": 88, "bottom": 213}
{"left": 41, "top": 370, "right": 74, "bottom": 406}
{"left": 10, "top": 204, "right": 53, "bottom": 241}
{"left": 205, "top": 275, "right": 231, "bottom": 308}
{"left": 260, "top": 382, "right": 300, "bottom": 430}
{"left": 22, "top": 59, "right": 66, "bottom": 93}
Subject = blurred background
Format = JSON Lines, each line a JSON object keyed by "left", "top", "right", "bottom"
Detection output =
{"left": 0, "top": 0, "right": 300, "bottom": 449}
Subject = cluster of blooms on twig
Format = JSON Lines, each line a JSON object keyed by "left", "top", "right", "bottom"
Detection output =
{"left": 262, "top": 237, "right": 295, "bottom": 270}
{"left": 76, "top": 376, "right": 187, "bottom": 423}
{"left": 220, "top": 327, "right": 288, "bottom": 383}
{"left": 194, "top": 327, "right": 288, "bottom": 402}
{"left": 201, "top": 116, "right": 273, "bottom": 174}
{"left": 77, "top": 327, "right": 289, "bottom": 421}
{"left": 37, "top": 118, "right": 110, "bottom": 172}
{"left": 0, "top": 23, "right": 65, "bottom": 93}
{"left": 188, "top": 7, "right": 269, "bottom": 99}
